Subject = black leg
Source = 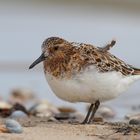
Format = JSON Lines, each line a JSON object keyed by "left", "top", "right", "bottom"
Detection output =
{"left": 81, "top": 103, "right": 94, "bottom": 124}
{"left": 87, "top": 100, "right": 100, "bottom": 124}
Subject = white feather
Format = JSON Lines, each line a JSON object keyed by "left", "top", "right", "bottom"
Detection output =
{"left": 45, "top": 66, "right": 140, "bottom": 103}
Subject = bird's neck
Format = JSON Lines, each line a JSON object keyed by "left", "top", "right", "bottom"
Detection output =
{"left": 43, "top": 50, "right": 75, "bottom": 78}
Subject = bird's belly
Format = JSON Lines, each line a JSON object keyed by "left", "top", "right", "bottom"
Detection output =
{"left": 45, "top": 68, "right": 137, "bottom": 103}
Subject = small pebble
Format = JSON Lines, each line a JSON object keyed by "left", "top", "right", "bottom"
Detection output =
{"left": 126, "top": 113, "right": 140, "bottom": 125}
{"left": 5, "top": 119, "right": 23, "bottom": 133}
{"left": 10, "top": 111, "right": 28, "bottom": 118}
{"left": 129, "top": 119, "right": 140, "bottom": 125}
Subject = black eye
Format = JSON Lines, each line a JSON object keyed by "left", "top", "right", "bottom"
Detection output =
{"left": 54, "top": 46, "right": 59, "bottom": 51}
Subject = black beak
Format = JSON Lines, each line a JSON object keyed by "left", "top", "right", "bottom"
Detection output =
{"left": 29, "top": 53, "right": 45, "bottom": 69}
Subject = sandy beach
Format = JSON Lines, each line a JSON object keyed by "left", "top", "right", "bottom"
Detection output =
{"left": 0, "top": 117, "right": 140, "bottom": 140}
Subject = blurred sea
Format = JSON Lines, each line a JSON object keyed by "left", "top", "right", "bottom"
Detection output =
{"left": 0, "top": 0, "right": 140, "bottom": 120}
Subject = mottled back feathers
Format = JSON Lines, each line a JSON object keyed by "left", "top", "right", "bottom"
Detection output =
{"left": 42, "top": 37, "right": 140, "bottom": 78}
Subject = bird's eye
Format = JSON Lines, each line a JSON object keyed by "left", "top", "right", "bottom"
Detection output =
{"left": 54, "top": 46, "right": 59, "bottom": 51}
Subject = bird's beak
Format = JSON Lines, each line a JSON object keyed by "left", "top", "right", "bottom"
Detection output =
{"left": 29, "top": 53, "right": 45, "bottom": 69}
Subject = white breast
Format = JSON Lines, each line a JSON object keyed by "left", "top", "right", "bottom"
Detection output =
{"left": 45, "top": 66, "right": 140, "bottom": 103}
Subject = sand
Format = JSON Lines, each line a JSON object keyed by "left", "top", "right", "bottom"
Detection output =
{"left": 0, "top": 117, "right": 140, "bottom": 140}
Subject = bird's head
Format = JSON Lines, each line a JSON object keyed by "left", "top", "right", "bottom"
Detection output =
{"left": 29, "top": 37, "right": 71, "bottom": 69}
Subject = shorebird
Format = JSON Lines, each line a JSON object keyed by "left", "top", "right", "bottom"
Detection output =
{"left": 29, "top": 37, "right": 140, "bottom": 124}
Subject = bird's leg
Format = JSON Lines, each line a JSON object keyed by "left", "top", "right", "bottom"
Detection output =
{"left": 81, "top": 103, "right": 94, "bottom": 124}
{"left": 87, "top": 100, "right": 100, "bottom": 124}
{"left": 99, "top": 40, "right": 116, "bottom": 52}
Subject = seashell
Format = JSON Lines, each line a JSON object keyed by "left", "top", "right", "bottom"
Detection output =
{"left": 29, "top": 100, "right": 60, "bottom": 119}
{"left": 5, "top": 119, "right": 23, "bottom": 133}
{"left": 0, "top": 101, "right": 12, "bottom": 109}
{"left": 96, "top": 106, "right": 116, "bottom": 118}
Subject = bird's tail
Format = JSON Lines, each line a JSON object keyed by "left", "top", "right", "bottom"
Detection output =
{"left": 132, "top": 67, "right": 140, "bottom": 75}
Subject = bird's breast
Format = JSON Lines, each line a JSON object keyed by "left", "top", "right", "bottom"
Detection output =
{"left": 44, "top": 66, "right": 139, "bottom": 103}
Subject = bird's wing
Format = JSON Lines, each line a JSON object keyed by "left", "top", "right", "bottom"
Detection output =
{"left": 77, "top": 43, "right": 138, "bottom": 76}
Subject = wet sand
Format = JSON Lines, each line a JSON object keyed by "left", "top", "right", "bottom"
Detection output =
{"left": 0, "top": 117, "right": 140, "bottom": 140}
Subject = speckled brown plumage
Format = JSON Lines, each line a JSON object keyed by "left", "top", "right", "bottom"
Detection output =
{"left": 42, "top": 37, "right": 140, "bottom": 78}
{"left": 29, "top": 37, "right": 140, "bottom": 124}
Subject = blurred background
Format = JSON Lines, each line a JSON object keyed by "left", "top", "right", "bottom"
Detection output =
{"left": 0, "top": 0, "right": 140, "bottom": 120}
